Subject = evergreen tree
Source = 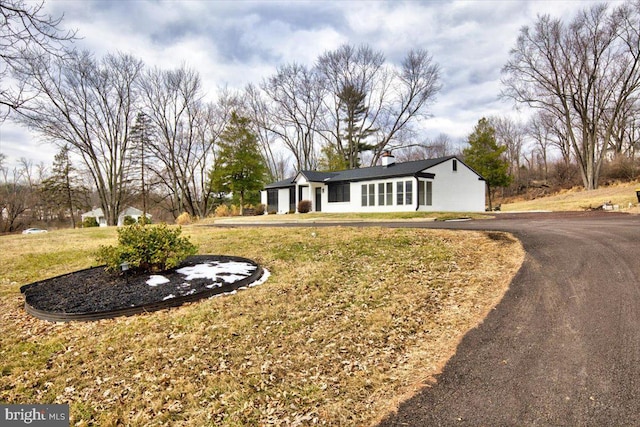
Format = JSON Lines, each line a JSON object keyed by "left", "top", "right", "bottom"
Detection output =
{"left": 338, "top": 83, "right": 376, "bottom": 168}
{"left": 210, "top": 113, "right": 267, "bottom": 215}
{"left": 40, "top": 145, "right": 87, "bottom": 227}
{"left": 129, "top": 112, "right": 154, "bottom": 221}
{"left": 318, "top": 144, "right": 347, "bottom": 172}
{"left": 463, "top": 118, "right": 512, "bottom": 210}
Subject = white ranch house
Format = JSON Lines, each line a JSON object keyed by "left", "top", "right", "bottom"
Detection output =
{"left": 81, "top": 206, "right": 152, "bottom": 227}
{"left": 261, "top": 154, "right": 486, "bottom": 214}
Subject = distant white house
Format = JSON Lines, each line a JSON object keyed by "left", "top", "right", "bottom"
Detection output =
{"left": 261, "top": 153, "right": 486, "bottom": 214}
{"left": 81, "top": 206, "right": 152, "bottom": 227}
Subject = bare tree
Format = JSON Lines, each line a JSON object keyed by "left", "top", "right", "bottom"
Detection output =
{"left": 502, "top": 2, "right": 640, "bottom": 190}
{"left": 139, "top": 65, "right": 223, "bottom": 218}
{"left": 527, "top": 111, "right": 554, "bottom": 180}
{"left": 242, "top": 83, "right": 283, "bottom": 180}
{"left": 395, "top": 133, "right": 453, "bottom": 161}
{"left": 0, "top": 153, "right": 42, "bottom": 231}
{"left": 14, "top": 50, "right": 143, "bottom": 225}
{"left": 1, "top": 0, "right": 77, "bottom": 119}
{"left": 490, "top": 116, "right": 525, "bottom": 187}
{"left": 313, "top": 44, "right": 441, "bottom": 168}
{"left": 259, "top": 63, "right": 324, "bottom": 171}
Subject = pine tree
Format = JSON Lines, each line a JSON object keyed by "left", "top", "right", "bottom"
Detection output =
{"left": 463, "top": 118, "right": 512, "bottom": 210}
{"left": 129, "top": 112, "right": 154, "bottom": 222}
{"left": 338, "top": 83, "right": 376, "bottom": 168}
{"left": 210, "top": 113, "right": 267, "bottom": 215}
{"left": 40, "top": 145, "right": 86, "bottom": 227}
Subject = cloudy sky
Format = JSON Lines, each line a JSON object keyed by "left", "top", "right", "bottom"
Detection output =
{"left": 0, "top": 0, "right": 607, "bottom": 169}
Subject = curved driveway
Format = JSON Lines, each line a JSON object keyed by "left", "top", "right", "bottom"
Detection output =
{"left": 214, "top": 211, "right": 640, "bottom": 425}
{"left": 379, "top": 211, "right": 640, "bottom": 426}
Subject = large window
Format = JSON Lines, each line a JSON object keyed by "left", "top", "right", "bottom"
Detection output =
{"left": 386, "top": 182, "right": 393, "bottom": 205}
{"left": 267, "top": 189, "right": 278, "bottom": 212}
{"left": 378, "top": 183, "right": 385, "bottom": 206}
{"left": 328, "top": 182, "right": 350, "bottom": 202}
{"left": 368, "top": 183, "right": 375, "bottom": 206}
{"left": 418, "top": 180, "right": 433, "bottom": 206}
{"left": 405, "top": 180, "right": 413, "bottom": 205}
{"left": 396, "top": 181, "right": 404, "bottom": 205}
{"left": 362, "top": 184, "right": 376, "bottom": 206}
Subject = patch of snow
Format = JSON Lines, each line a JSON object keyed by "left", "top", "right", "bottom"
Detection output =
{"left": 162, "top": 294, "right": 176, "bottom": 301}
{"left": 147, "top": 275, "right": 170, "bottom": 287}
{"left": 177, "top": 261, "right": 256, "bottom": 282}
{"left": 249, "top": 268, "right": 271, "bottom": 288}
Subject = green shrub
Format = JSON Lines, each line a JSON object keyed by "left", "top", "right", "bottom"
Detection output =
{"left": 123, "top": 215, "right": 136, "bottom": 226}
{"left": 82, "top": 217, "right": 99, "bottom": 228}
{"left": 96, "top": 223, "right": 198, "bottom": 273}
{"left": 137, "top": 215, "right": 151, "bottom": 225}
{"left": 297, "top": 200, "right": 312, "bottom": 214}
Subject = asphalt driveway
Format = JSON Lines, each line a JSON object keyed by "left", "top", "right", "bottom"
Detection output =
{"left": 377, "top": 211, "right": 640, "bottom": 426}
{"left": 213, "top": 211, "right": 640, "bottom": 425}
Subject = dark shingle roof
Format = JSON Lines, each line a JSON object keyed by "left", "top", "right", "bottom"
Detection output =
{"left": 263, "top": 177, "right": 296, "bottom": 189}
{"left": 263, "top": 156, "right": 482, "bottom": 189}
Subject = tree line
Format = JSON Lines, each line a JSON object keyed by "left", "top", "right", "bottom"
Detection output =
{"left": 1, "top": 0, "right": 640, "bottom": 231}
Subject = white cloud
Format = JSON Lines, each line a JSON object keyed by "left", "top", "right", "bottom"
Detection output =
{"left": 0, "top": 0, "right": 607, "bottom": 168}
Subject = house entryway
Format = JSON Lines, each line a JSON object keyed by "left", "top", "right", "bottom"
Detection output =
{"left": 315, "top": 188, "right": 322, "bottom": 212}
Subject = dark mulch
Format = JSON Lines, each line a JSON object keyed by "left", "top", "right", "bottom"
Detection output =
{"left": 20, "top": 255, "right": 263, "bottom": 321}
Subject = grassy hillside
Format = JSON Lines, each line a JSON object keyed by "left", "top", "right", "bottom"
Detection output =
{"left": 500, "top": 180, "right": 640, "bottom": 212}
{"left": 0, "top": 225, "right": 523, "bottom": 426}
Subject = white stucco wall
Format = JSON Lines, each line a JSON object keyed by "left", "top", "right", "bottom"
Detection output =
{"left": 261, "top": 158, "right": 486, "bottom": 214}
{"left": 424, "top": 159, "right": 485, "bottom": 212}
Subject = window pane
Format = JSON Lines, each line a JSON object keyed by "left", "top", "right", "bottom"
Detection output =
{"left": 426, "top": 181, "right": 432, "bottom": 206}
{"left": 361, "top": 184, "right": 367, "bottom": 206}
{"left": 369, "top": 183, "right": 375, "bottom": 206}
{"left": 405, "top": 180, "right": 413, "bottom": 205}
{"left": 396, "top": 181, "right": 404, "bottom": 205}
{"left": 378, "top": 183, "right": 385, "bottom": 205}
{"left": 386, "top": 182, "right": 393, "bottom": 205}
{"left": 418, "top": 181, "right": 425, "bottom": 205}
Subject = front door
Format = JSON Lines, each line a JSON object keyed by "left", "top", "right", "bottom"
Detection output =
{"left": 315, "top": 187, "right": 322, "bottom": 212}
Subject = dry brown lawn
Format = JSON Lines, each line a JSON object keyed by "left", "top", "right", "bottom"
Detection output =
{"left": 0, "top": 225, "right": 524, "bottom": 426}
{"left": 501, "top": 180, "right": 640, "bottom": 212}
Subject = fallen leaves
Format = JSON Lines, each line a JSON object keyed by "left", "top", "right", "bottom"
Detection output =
{"left": 0, "top": 227, "right": 524, "bottom": 426}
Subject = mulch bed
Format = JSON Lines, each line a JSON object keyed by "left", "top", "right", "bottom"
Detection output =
{"left": 20, "top": 255, "right": 263, "bottom": 322}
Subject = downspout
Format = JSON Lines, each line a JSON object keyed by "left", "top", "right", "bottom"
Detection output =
{"left": 415, "top": 176, "right": 420, "bottom": 211}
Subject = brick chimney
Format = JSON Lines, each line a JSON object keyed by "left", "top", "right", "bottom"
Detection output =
{"left": 381, "top": 150, "right": 395, "bottom": 167}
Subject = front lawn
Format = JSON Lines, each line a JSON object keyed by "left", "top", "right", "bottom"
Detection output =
{"left": 0, "top": 225, "right": 523, "bottom": 426}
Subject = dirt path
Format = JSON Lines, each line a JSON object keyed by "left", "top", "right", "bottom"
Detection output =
{"left": 377, "top": 212, "right": 640, "bottom": 426}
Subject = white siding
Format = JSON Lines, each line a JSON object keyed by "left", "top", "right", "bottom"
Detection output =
{"left": 323, "top": 178, "right": 420, "bottom": 213}
{"left": 262, "top": 157, "right": 485, "bottom": 214}
{"left": 422, "top": 159, "right": 485, "bottom": 212}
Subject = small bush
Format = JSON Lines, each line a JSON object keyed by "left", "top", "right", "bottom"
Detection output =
{"left": 230, "top": 205, "right": 241, "bottom": 216}
{"left": 137, "top": 215, "right": 151, "bottom": 225}
{"left": 297, "top": 200, "right": 312, "bottom": 214}
{"left": 215, "top": 204, "right": 230, "bottom": 217}
{"left": 82, "top": 217, "right": 99, "bottom": 228}
{"left": 96, "top": 223, "right": 198, "bottom": 273}
{"left": 123, "top": 215, "right": 136, "bottom": 226}
{"left": 175, "top": 212, "right": 192, "bottom": 225}
{"left": 255, "top": 204, "right": 266, "bottom": 215}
